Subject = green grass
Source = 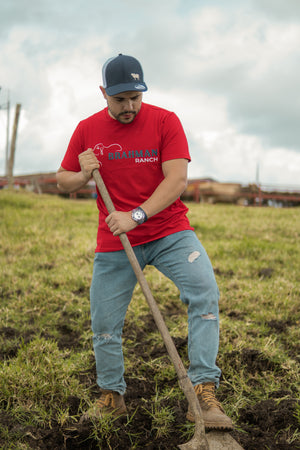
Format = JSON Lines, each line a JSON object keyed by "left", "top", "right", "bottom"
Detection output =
{"left": 0, "top": 190, "right": 299, "bottom": 449}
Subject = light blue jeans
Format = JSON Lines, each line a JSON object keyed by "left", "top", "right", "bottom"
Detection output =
{"left": 90, "top": 230, "right": 221, "bottom": 395}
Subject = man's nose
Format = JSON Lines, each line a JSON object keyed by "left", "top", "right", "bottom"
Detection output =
{"left": 124, "top": 100, "right": 134, "bottom": 110}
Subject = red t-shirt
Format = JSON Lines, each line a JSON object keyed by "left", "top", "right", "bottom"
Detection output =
{"left": 61, "top": 102, "right": 193, "bottom": 251}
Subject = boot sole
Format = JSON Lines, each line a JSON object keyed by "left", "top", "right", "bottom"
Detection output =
{"left": 186, "top": 412, "right": 234, "bottom": 430}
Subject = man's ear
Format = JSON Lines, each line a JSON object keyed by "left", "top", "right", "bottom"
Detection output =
{"left": 99, "top": 86, "right": 107, "bottom": 99}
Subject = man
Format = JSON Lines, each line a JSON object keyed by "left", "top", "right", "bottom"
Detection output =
{"left": 56, "top": 53, "right": 233, "bottom": 430}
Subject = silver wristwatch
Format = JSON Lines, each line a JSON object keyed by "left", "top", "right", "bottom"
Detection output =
{"left": 131, "top": 207, "right": 148, "bottom": 225}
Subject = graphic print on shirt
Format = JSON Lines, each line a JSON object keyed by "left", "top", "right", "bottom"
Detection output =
{"left": 93, "top": 143, "right": 122, "bottom": 157}
{"left": 92, "top": 142, "right": 159, "bottom": 166}
{"left": 92, "top": 143, "right": 122, "bottom": 167}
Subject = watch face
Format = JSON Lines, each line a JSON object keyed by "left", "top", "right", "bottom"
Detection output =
{"left": 132, "top": 208, "right": 146, "bottom": 224}
{"left": 134, "top": 210, "right": 143, "bottom": 220}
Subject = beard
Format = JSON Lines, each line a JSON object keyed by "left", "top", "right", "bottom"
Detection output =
{"left": 108, "top": 108, "right": 138, "bottom": 124}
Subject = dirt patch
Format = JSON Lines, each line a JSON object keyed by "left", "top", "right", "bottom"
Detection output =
{"left": 267, "top": 318, "right": 300, "bottom": 362}
{"left": 224, "top": 348, "right": 283, "bottom": 375}
{"left": 55, "top": 323, "right": 82, "bottom": 350}
{"left": 3, "top": 376, "right": 299, "bottom": 449}
{"left": 1, "top": 322, "right": 299, "bottom": 449}
{"left": 267, "top": 318, "right": 295, "bottom": 333}
{"left": 214, "top": 267, "right": 235, "bottom": 278}
{"left": 0, "top": 326, "right": 33, "bottom": 359}
{"left": 257, "top": 267, "right": 274, "bottom": 279}
{"left": 227, "top": 310, "right": 247, "bottom": 320}
{"left": 236, "top": 397, "right": 299, "bottom": 450}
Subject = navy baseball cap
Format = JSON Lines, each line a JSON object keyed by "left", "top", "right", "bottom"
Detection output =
{"left": 102, "top": 54, "right": 148, "bottom": 96}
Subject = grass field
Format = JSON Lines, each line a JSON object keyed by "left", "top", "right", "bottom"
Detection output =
{"left": 0, "top": 190, "right": 299, "bottom": 449}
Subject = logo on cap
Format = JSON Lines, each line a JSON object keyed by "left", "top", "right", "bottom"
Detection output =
{"left": 131, "top": 73, "right": 140, "bottom": 81}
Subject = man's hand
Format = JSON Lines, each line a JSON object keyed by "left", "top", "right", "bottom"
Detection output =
{"left": 105, "top": 211, "right": 138, "bottom": 236}
{"left": 56, "top": 148, "right": 100, "bottom": 193}
{"left": 78, "top": 148, "right": 100, "bottom": 182}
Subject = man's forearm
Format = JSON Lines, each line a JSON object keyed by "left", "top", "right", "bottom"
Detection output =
{"left": 140, "top": 159, "right": 188, "bottom": 219}
{"left": 141, "top": 174, "right": 187, "bottom": 219}
{"left": 56, "top": 168, "right": 90, "bottom": 193}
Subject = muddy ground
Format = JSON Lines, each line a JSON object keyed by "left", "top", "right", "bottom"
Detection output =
{"left": 0, "top": 316, "right": 299, "bottom": 450}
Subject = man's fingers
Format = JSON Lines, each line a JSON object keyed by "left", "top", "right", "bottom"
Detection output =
{"left": 79, "top": 149, "right": 100, "bottom": 179}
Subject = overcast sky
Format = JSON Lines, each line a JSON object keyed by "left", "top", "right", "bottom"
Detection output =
{"left": 0, "top": 0, "right": 300, "bottom": 187}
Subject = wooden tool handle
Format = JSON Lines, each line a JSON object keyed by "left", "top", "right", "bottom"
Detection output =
{"left": 92, "top": 168, "right": 208, "bottom": 448}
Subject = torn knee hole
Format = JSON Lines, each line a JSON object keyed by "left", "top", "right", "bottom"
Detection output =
{"left": 201, "top": 312, "right": 217, "bottom": 320}
{"left": 95, "top": 333, "right": 113, "bottom": 343}
{"left": 188, "top": 251, "right": 200, "bottom": 263}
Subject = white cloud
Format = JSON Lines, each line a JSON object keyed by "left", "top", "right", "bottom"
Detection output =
{"left": 187, "top": 127, "right": 300, "bottom": 187}
{"left": 0, "top": 0, "right": 299, "bottom": 187}
{"left": 251, "top": 0, "right": 300, "bottom": 21}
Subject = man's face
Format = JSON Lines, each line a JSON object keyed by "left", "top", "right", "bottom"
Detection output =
{"left": 100, "top": 87, "right": 143, "bottom": 124}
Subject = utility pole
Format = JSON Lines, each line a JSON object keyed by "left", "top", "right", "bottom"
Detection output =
{"left": 0, "top": 87, "right": 10, "bottom": 176}
{"left": 6, "top": 91, "right": 10, "bottom": 176}
{"left": 256, "top": 161, "right": 262, "bottom": 207}
{"left": 7, "top": 103, "right": 21, "bottom": 188}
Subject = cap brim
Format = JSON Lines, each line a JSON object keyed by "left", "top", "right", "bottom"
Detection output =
{"left": 105, "top": 82, "right": 148, "bottom": 96}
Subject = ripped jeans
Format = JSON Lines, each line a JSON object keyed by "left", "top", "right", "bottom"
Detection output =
{"left": 90, "top": 230, "right": 221, "bottom": 395}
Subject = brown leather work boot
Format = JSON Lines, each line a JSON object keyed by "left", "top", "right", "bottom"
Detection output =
{"left": 186, "top": 382, "right": 233, "bottom": 430}
{"left": 80, "top": 389, "right": 127, "bottom": 422}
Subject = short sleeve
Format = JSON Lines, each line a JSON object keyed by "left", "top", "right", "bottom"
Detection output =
{"left": 60, "top": 122, "right": 85, "bottom": 172}
{"left": 160, "top": 112, "right": 191, "bottom": 163}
